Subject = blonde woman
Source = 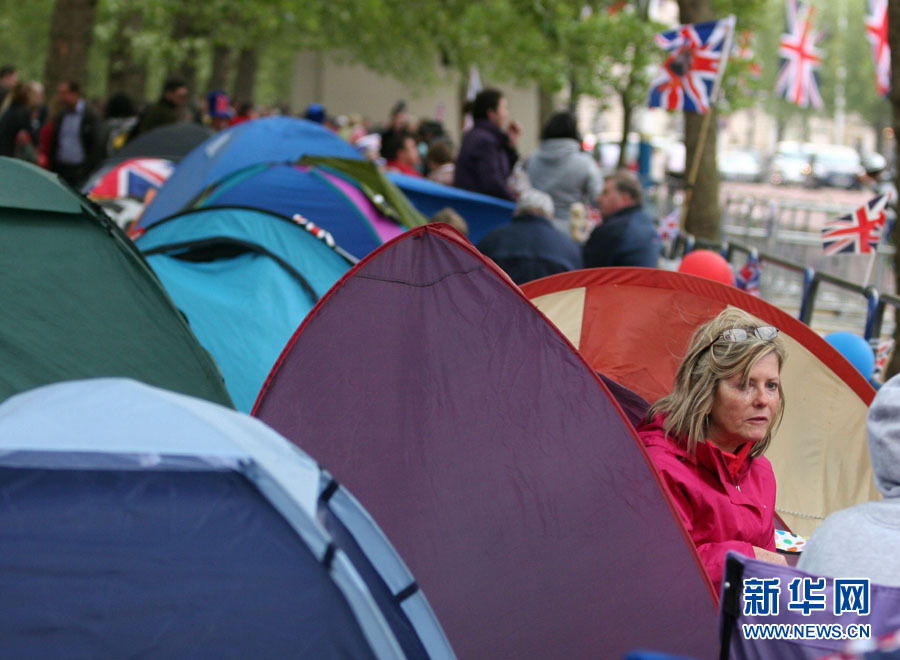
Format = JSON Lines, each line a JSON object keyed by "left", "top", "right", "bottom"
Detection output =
{"left": 637, "top": 308, "right": 788, "bottom": 593}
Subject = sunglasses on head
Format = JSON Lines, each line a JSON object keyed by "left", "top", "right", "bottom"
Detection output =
{"left": 703, "top": 325, "right": 779, "bottom": 352}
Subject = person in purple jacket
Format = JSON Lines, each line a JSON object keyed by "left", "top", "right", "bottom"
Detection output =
{"left": 453, "top": 88, "right": 522, "bottom": 201}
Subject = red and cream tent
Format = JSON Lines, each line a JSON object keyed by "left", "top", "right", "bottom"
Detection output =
{"left": 254, "top": 225, "right": 718, "bottom": 659}
{"left": 521, "top": 267, "right": 878, "bottom": 537}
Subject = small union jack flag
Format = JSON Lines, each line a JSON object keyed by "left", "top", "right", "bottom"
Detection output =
{"left": 657, "top": 209, "right": 680, "bottom": 241}
{"left": 866, "top": 0, "right": 890, "bottom": 97}
{"left": 774, "top": 0, "right": 824, "bottom": 109}
{"left": 735, "top": 253, "right": 761, "bottom": 296}
{"left": 734, "top": 30, "right": 762, "bottom": 79}
{"left": 821, "top": 195, "right": 890, "bottom": 256}
{"left": 648, "top": 15, "right": 735, "bottom": 114}
{"left": 873, "top": 338, "right": 894, "bottom": 381}
{"left": 90, "top": 158, "right": 174, "bottom": 200}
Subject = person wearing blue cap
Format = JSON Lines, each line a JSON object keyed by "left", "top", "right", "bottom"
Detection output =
{"left": 304, "top": 103, "right": 326, "bottom": 124}
{"left": 206, "top": 90, "right": 234, "bottom": 131}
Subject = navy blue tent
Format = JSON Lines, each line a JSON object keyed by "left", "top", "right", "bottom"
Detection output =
{"left": 387, "top": 172, "right": 514, "bottom": 243}
{"left": 0, "top": 379, "right": 453, "bottom": 659}
{"left": 140, "top": 117, "right": 362, "bottom": 227}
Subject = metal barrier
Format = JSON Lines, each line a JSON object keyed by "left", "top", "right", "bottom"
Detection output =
{"left": 869, "top": 292, "right": 900, "bottom": 340}
{"left": 704, "top": 192, "right": 898, "bottom": 342}
{"left": 669, "top": 233, "right": 887, "bottom": 342}
{"left": 720, "top": 192, "right": 896, "bottom": 298}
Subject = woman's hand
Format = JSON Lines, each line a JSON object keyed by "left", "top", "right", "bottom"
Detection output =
{"left": 753, "top": 546, "right": 789, "bottom": 566}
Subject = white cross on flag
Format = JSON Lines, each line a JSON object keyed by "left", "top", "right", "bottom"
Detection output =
{"left": 821, "top": 195, "right": 890, "bottom": 256}
{"left": 865, "top": 0, "right": 890, "bottom": 97}
{"left": 774, "top": 0, "right": 824, "bottom": 109}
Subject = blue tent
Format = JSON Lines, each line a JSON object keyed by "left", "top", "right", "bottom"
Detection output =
{"left": 140, "top": 117, "right": 362, "bottom": 227}
{"left": 387, "top": 172, "right": 514, "bottom": 243}
{"left": 136, "top": 206, "right": 353, "bottom": 412}
{"left": 0, "top": 378, "right": 453, "bottom": 659}
{"left": 184, "top": 162, "right": 404, "bottom": 259}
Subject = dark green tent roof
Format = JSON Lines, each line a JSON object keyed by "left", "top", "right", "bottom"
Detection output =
{"left": 0, "top": 156, "right": 233, "bottom": 406}
{"left": 0, "top": 158, "right": 90, "bottom": 215}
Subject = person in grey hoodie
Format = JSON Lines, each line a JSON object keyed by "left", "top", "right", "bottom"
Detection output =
{"left": 797, "top": 372, "right": 900, "bottom": 586}
{"left": 525, "top": 111, "right": 603, "bottom": 237}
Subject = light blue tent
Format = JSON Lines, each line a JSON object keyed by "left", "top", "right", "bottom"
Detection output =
{"left": 0, "top": 378, "right": 454, "bottom": 660}
{"left": 387, "top": 172, "right": 515, "bottom": 243}
{"left": 140, "top": 117, "right": 363, "bottom": 227}
{"left": 136, "top": 206, "right": 353, "bottom": 411}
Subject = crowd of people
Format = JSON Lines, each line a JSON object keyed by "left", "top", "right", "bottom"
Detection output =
{"left": 0, "top": 67, "right": 264, "bottom": 188}
{"left": 0, "top": 70, "right": 662, "bottom": 287}
{"left": 356, "top": 87, "right": 662, "bottom": 286}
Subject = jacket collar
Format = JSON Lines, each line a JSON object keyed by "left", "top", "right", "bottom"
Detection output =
{"left": 642, "top": 413, "right": 754, "bottom": 485}
{"left": 603, "top": 204, "right": 641, "bottom": 223}
{"left": 473, "top": 118, "right": 508, "bottom": 143}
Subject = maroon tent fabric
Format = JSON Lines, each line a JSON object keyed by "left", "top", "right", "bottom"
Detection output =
{"left": 254, "top": 224, "right": 719, "bottom": 659}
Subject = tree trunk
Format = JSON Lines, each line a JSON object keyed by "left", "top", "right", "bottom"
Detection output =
{"left": 874, "top": 103, "right": 889, "bottom": 156}
{"left": 538, "top": 88, "right": 555, "bottom": 129}
{"left": 106, "top": 8, "right": 147, "bottom": 105}
{"left": 800, "top": 111, "right": 811, "bottom": 142}
{"left": 232, "top": 48, "right": 258, "bottom": 106}
{"left": 683, "top": 110, "right": 721, "bottom": 241}
{"left": 171, "top": 10, "right": 202, "bottom": 99}
{"left": 775, "top": 113, "right": 787, "bottom": 143}
{"left": 44, "top": 0, "right": 98, "bottom": 95}
{"left": 209, "top": 44, "right": 232, "bottom": 92}
{"left": 886, "top": 0, "right": 900, "bottom": 379}
{"left": 677, "top": 0, "right": 720, "bottom": 242}
{"left": 568, "top": 71, "right": 579, "bottom": 114}
{"left": 617, "top": 94, "right": 632, "bottom": 170}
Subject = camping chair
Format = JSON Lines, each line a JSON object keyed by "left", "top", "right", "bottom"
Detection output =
{"left": 719, "top": 553, "right": 900, "bottom": 660}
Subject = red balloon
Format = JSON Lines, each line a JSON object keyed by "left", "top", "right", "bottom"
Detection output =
{"left": 677, "top": 250, "right": 735, "bottom": 286}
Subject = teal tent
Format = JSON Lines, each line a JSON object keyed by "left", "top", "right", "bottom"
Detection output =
{"left": 137, "top": 207, "right": 353, "bottom": 411}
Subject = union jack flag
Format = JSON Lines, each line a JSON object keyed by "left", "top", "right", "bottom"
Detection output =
{"left": 657, "top": 209, "right": 680, "bottom": 241}
{"left": 89, "top": 158, "right": 174, "bottom": 200}
{"left": 735, "top": 253, "right": 761, "bottom": 296}
{"left": 821, "top": 194, "right": 890, "bottom": 256}
{"left": 866, "top": 0, "right": 890, "bottom": 97}
{"left": 774, "top": 0, "right": 824, "bottom": 109}
{"left": 873, "top": 338, "right": 894, "bottom": 381}
{"left": 648, "top": 16, "right": 736, "bottom": 114}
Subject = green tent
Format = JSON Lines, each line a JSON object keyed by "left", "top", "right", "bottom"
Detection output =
{"left": 0, "top": 157, "right": 233, "bottom": 406}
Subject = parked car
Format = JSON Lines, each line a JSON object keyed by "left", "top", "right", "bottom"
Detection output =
{"left": 719, "top": 149, "right": 764, "bottom": 182}
{"left": 807, "top": 145, "right": 862, "bottom": 189}
{"left": 769, "top": 152, "right": 812, "bottom": 186}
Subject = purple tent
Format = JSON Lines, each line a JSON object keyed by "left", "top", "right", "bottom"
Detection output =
{"left": 253, "top": 223, "right": 719, "bottom": 659}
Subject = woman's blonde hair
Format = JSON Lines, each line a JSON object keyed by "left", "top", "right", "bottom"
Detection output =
{"left": 645, "top": 308, "right": 786, "bottom": 457}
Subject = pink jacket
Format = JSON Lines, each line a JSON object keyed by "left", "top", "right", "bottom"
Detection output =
{"left": 637, "top": 413, "right": 776, "bottom": 594}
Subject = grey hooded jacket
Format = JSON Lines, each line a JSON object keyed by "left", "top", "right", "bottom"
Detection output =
{"left": 525, "top": 138, "right": 603, "bottom": 235}
{"left": 798, "top": 374, "right": 900, "bottom": 586}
